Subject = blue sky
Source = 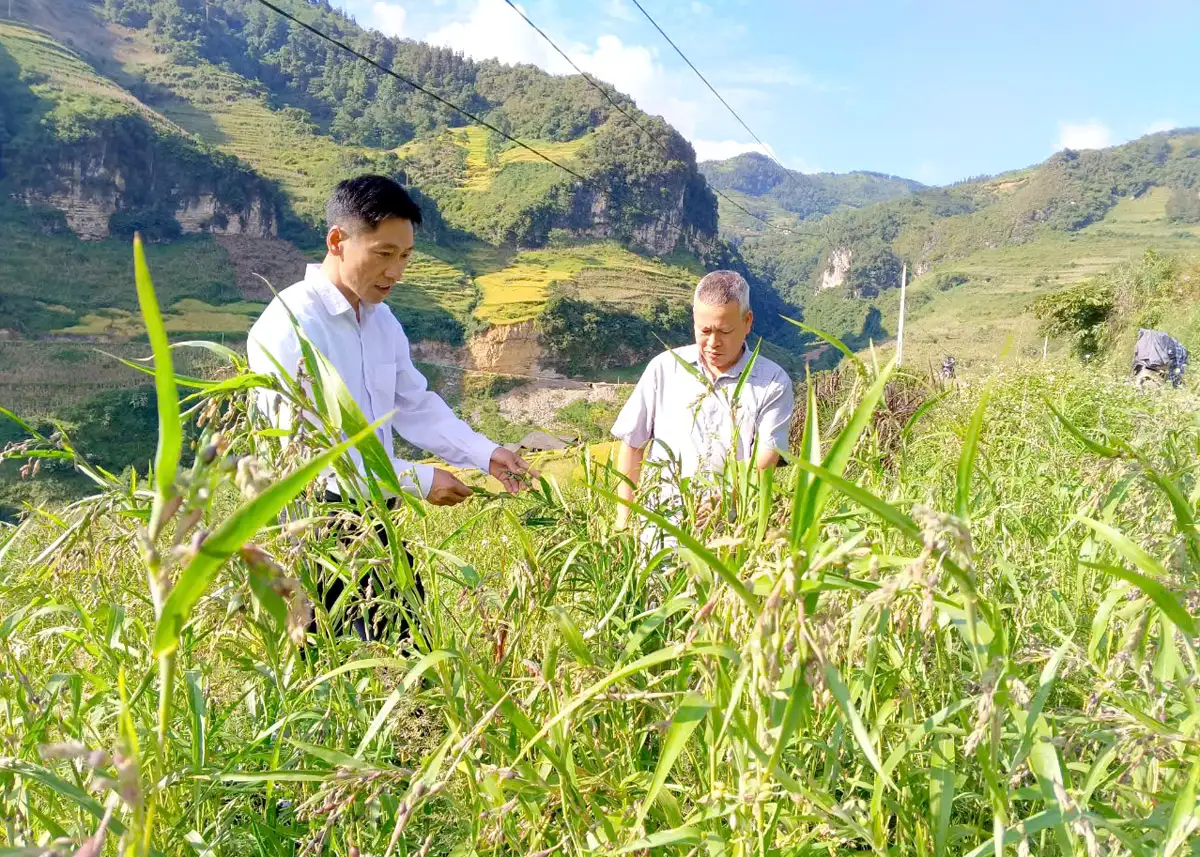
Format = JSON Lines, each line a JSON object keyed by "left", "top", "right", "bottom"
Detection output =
{"left": 333, "top": 0, "right": 1198, "bottom": 185}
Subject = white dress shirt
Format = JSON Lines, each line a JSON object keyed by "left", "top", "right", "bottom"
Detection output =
{"left": 247, "top": 265, "right": 498, "bottom": 498}
{"left": 611, "top": 343, "right": 793, "bottom": 507}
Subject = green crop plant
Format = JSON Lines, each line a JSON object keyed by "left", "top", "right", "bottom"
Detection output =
{"left": 1, "top": 241, "right": 1197, "bottom": 855}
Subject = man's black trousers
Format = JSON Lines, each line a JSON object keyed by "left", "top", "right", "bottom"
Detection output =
{"left": 312, "top": 490, "right": 423, "bottom": 641}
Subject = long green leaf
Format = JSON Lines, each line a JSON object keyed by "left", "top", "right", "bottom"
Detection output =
{"left": 518, "top": 643, "right": 735, "bottom": 762}
{"left": 297, "top": 656, "right": 422, "bottom": 697}
{"left": 790, "top": 369, "right": 820, "bottom": 544}
{"left": 593, "top": 485, "right": 756, "bottom": 612}
{"left": 635, "top": 692, "right": 711, "bottom": 826}
{"left": 962, "top": 809, "right": 1068, "bottom": 857}
{"left": 132, "top": 234, "right": 181, "bottom": 503}
{"left": 1076, "top": 516, "right": 1169, "bottom": 579}
{"left": 1163, "top": 755, "right": 1200, "bottom": 857}
{"left": 800, "top": 359, "right": 895, "bottom": 553}
{"left": 1042, "top": 396, "right": 1124, "bottom": 458}
{"left": 781, "top": 316, "right": 866, "bottom": 375}
{"left": 547, "top": 605, "right": 595, "bottom": 666}
{"left": 301, "top": 337, "right": 403, "bottom": 497}
{"left": 823, "top": 663, "right": 892, "bottom": 788}
{"left": 0, "top": 404, "right": 40, "bottom": 438}
{"left": 356, "top": 688, "right": 404, "bottom": 758}
{"left": 153, "top": 418, "right": 388, "bottom": 655}
{"left": 614, "top": 826, "right": 701, "bottom": 854}
{"left": 1081, "top": 559, "right": 1196, "bottom": 637}
{"left": 930, "top": 736, "right": 954, "bottom": 857}
{"left": 956, "top": 390, "right": 988, "bottom": 522}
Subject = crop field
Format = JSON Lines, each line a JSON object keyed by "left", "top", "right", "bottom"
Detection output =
{"left": 452, "top": 126, "right": 592, "bottom": 193}
{"left": 474, "top": 242, "right": 699, "bottom": 323}
{"left": 882, "top": 197, "right": 1200, "bottom": 368}
{"left": 2, "top": 246, "right": 1198, "bottom": 856}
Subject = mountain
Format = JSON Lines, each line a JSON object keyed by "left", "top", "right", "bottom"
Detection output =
{"left": 1, "top": 0, "right": 820, "bottom": 374}
{"left": 705, "top": 132, "right": 1200, "bottom": 364}
{"left": 700, "top": 152, "right": 923, "bottom": 227}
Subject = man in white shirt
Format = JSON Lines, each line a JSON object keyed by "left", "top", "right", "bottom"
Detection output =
{"left": 248, "top": 174, "right": 532, "bottom": 637}
{"left": 611, "top": 270, "right": 794, "bottom": 532}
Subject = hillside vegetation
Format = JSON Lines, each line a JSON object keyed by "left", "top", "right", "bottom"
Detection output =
{"left": 705, "top": 132, "right": 1200, "bottom": 365}
{"left": 2, "top": 251, "right": 1199, "bottom": 855}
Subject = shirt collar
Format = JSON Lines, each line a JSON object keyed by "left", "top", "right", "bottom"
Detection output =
{"left": 686, "top": 343, "right": 752, "bottom": 381}
{"left": 305, "top": 264, "right": 362, "bottom": 318}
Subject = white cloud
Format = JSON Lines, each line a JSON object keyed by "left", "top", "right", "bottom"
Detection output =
{"left": 1056, "top": 120, "right": 1112, "bottom": 151}
{"left": 369, "top": 1, "right": 407, "bottom": 38}
{"left": 603, "top": 0, "right": 634, "bottom": 21}
{"left": 426, "top": 0, "right": 572, "bottom": 71}
{"left": 424, "top": 1, "right": 707, "bottom": 138}
{"left": 1145, "top": 119, "right": 1177, "bottom": 135}
{"left": 410, "top": 0, "right": 816, "bottom": 171}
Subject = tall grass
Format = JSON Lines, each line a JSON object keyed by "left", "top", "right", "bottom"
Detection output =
{"left": 1, "top": 244, "right": 1198, "bottom": 856}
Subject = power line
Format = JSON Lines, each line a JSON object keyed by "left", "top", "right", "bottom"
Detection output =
{"left": 630, "top": 0, "right": 772, "bottom": 159}
{"left": 248, "top": 0, "right": 707, "bottom": 246}
{"left": 500, "top": 0, "right": 792, "bottom": 236}
{"left": 629, "top": 0, "right": 814, "bottom": 228}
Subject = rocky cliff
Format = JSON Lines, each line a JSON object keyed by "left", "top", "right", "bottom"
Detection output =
{"left": 412, "top": 320, "right": 560, "bottom": 378}
{"left": 820, "top": 247, "right": 853, "bottom": 290}
{"left": 9, "top": 109, "right": 282, "bottom": 241}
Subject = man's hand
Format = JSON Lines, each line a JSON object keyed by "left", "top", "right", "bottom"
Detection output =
{"left": 427, "top": 468, "right": 472, "bottom": 506}
{"left": 489, "top": 448, "right": 537, "bottom": 493}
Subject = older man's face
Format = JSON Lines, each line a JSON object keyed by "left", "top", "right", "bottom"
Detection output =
{"left": 694, "top": 300, "right": 753, "bottom": 374}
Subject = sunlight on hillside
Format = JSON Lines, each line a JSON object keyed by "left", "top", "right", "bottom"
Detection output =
{"left": 119, "top": 44, "right": 358, "bottom": 224}
{"left": 56, "top": 299, "right": 263, "bottom": 338}
{"left": 442, "top": 126, "right": 593, "bottom": 192}
{"left": 474, "top": 242, "right": 697, "bottom": 324}
{"left": 888, "top": 196, "right": 1200, "bottom": 366}
{"left": 0, "top": 22, "right": 178, "bottom": 133}
{"left": 386, "top": 252, "right": 476, "bottom": 317}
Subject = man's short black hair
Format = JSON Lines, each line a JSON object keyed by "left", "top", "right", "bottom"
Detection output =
{"left": 326, "top": 174, "right": 423, "bottom": 234}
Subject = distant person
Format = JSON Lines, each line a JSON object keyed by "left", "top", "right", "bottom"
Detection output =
{"left": 941, "top": 355, "right": 956, "bottom": 380}
{"left": 248, "top": 174, "right": 533, "bottom": 639}
{"left": 1132, "top": 328, "right": 1189, "bottom": 389}
{"left": 611, "top": 270, "right": 794, "bottom": 533}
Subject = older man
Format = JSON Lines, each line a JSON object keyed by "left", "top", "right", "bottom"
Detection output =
{"left": 248, "top": 174, "right": 532, "bottom": 638}
{"left": 611, "top": 270, "right": 794, "bottom": 530}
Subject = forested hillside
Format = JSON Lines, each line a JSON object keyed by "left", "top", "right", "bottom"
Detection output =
{"left": 704, "top": 130, "right": 1200, "bottom": 361}
{"left": 700, "top": 152, "right": 922, "bottom": 225}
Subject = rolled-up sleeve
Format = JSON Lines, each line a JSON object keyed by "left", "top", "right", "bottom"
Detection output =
{"left": 611, "top": 360, "right": 659, "bottom": 449}
{"left": 757, "top": 374, "right": 795, "bottom": 454}
{"left": 390, "top": 326, "right": 497, "bottom": 474}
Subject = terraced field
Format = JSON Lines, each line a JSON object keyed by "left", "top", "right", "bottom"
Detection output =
{"left": 385, "top": 252, "right": 478, "bottom": 319}
{"left": 450, "top": 126, "right": 592, "bottom": 192}
{"left": 111, "top": 36, "right": 359, "bottom": 226}
{"left": 0, "top": 21, "right": 175, "bottom": 131}
{"left": 473, "top": 242, "right": 700, "bottom": 323}
{"left": 881, "top": 189, "right": 1200, "bottom": 366}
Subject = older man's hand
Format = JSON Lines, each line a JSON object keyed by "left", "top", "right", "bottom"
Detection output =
{"left": 489, "top": 447, "right": 537, "bottom": 493}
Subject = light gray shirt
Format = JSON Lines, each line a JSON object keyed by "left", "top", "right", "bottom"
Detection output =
{"left": 611, "top": 344, "right": 794, "bottom": 494}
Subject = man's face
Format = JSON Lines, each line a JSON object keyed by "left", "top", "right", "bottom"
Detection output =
{"left": 693, "top": 300, "right": 752, "bottom": 374}
{"left": 327, "top": 216, "right": 415, "bottom": 306}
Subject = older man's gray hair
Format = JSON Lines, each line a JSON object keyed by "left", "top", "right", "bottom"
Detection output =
{"left": 694, "top": 270, "right": 751, "bottom": 315}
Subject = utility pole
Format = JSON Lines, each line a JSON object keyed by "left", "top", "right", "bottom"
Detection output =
{"left": 1043, "top": 336, "right": 1048, "bottom": 361}
{"left": 896, "top": 262, "right": 907, "bottom": 367}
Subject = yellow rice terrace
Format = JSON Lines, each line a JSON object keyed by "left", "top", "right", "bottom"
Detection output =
{"left": 1, "top": 252, "right": 1198, "bottom": 856}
